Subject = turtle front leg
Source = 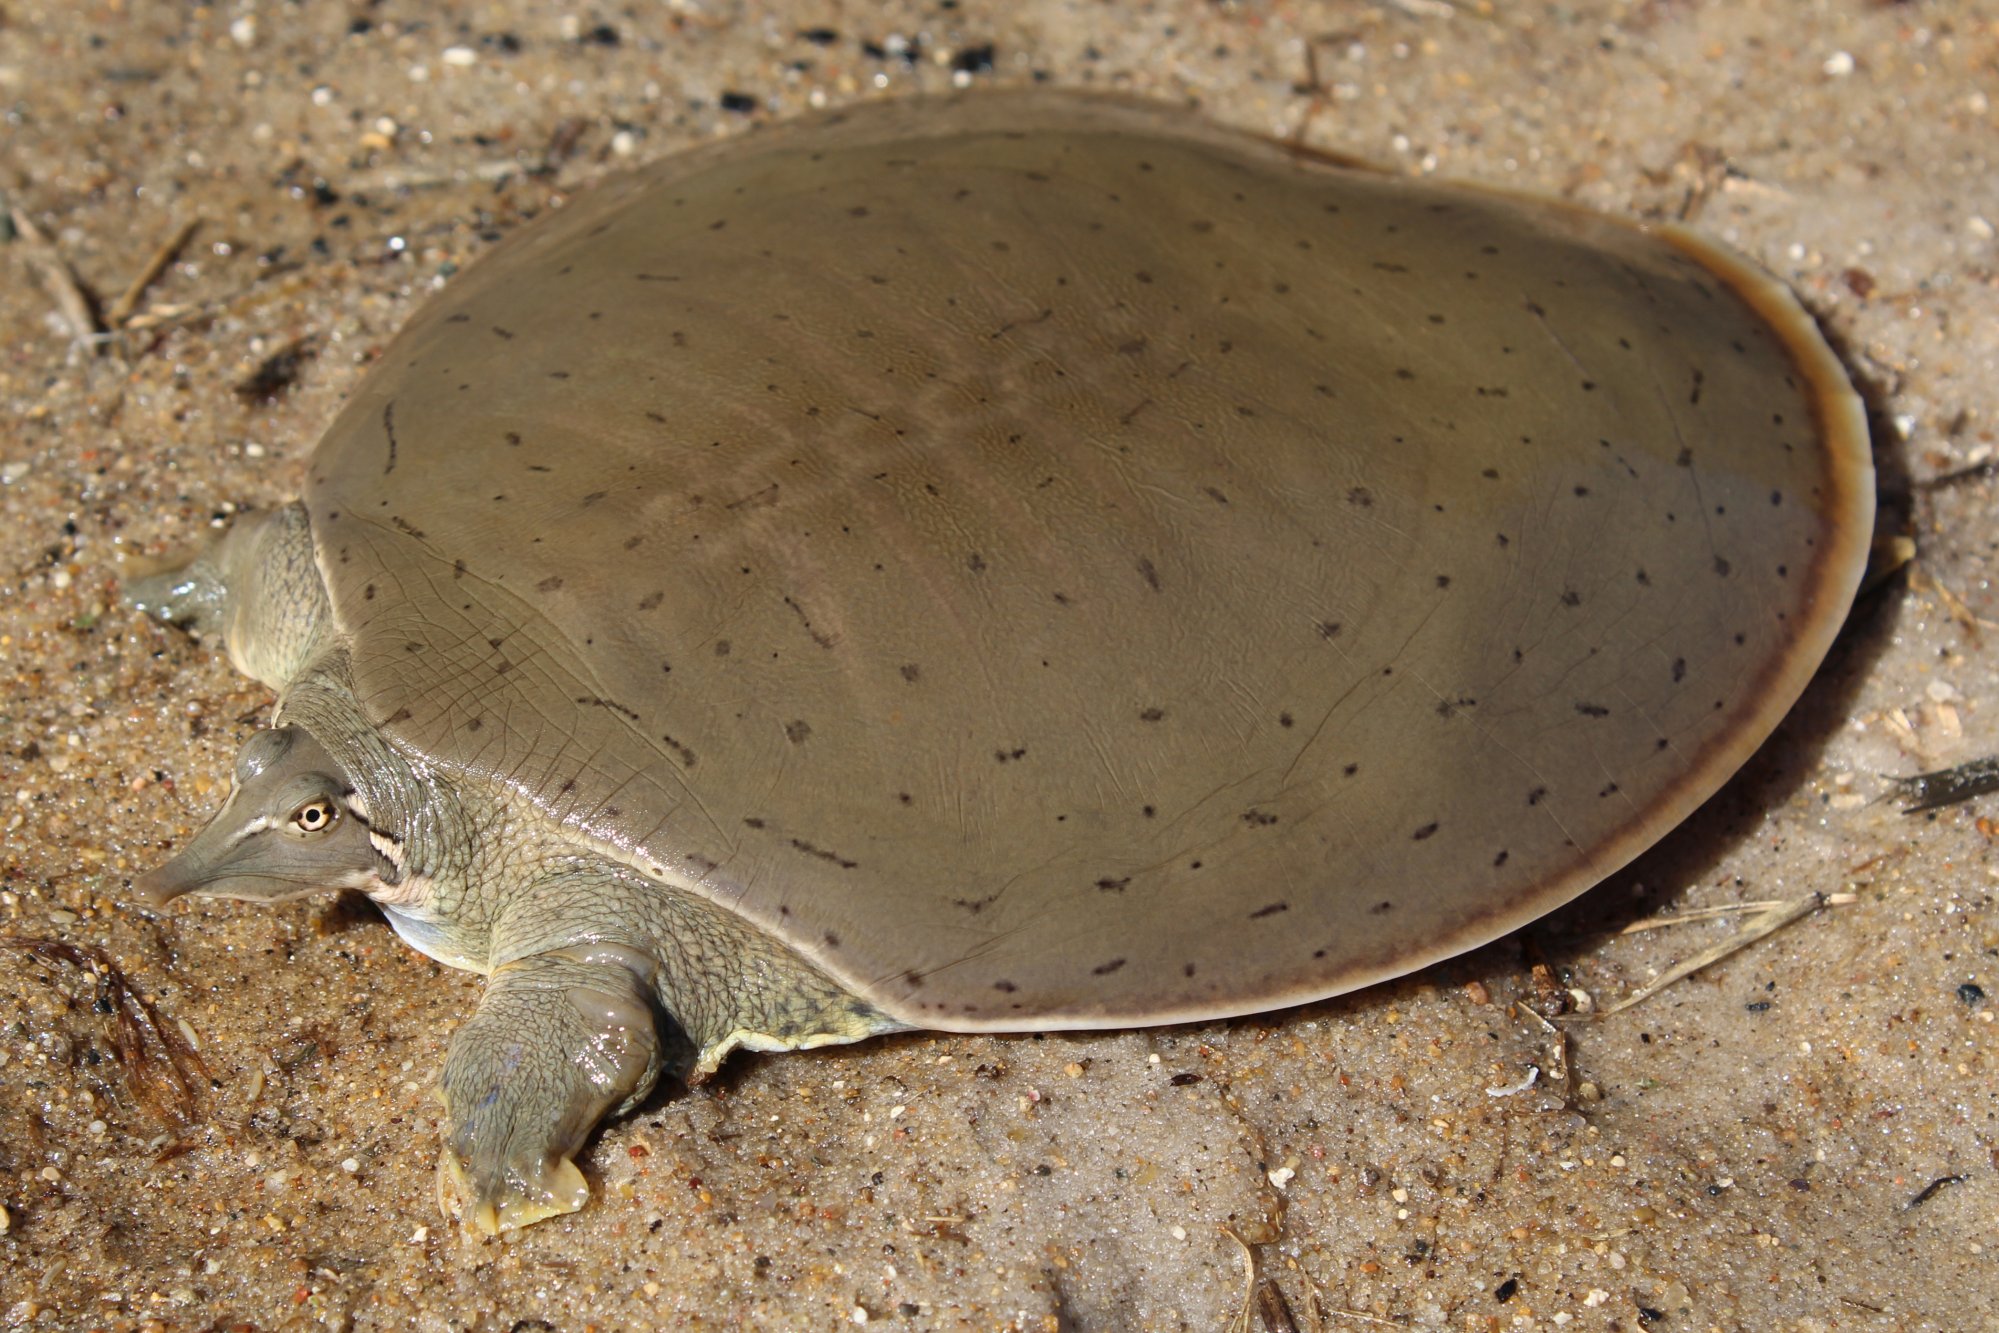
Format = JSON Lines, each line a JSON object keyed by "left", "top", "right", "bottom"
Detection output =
{"left": 436, "top": 943, "right": 664, "bottom": 1235}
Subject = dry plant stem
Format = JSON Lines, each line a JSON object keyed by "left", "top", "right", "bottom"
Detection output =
{"left": 1602, "top": 892, "right": 1834, "bottom": 1016}
{"left": 8, "top": 205, "right": 104, "bottom": 346}
{"left": 106, "top": 218, "right": 200, "bottom": 327}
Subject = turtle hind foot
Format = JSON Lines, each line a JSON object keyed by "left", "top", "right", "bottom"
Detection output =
{"left": 687, "top": 991, "right": 906, "bottom": 1083}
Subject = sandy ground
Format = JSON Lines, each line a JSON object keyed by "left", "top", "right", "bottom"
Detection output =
{"left": 2, "top": 1, "right": 1995, "bottom": 1329}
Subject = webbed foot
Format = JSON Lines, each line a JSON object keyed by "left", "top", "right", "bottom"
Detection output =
{"left": 436, "top": 946, "right": 662, "bottom": 1235}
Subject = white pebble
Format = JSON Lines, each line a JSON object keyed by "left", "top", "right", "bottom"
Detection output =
{"left": 442, "top": 46, "right": 478, "bottom": 68}
{"left": 1822, "top": 51, "right": 1855, "bottom": 77}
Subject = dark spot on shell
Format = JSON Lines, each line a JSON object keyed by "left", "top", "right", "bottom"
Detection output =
{"left": 1346, "top": 487, "right": 1374, "bottom": 507}
{"left": 823, "top": 932, "right": 841, "bottom": 948}
{"left": 1095, "top": 876, "right": 1130, "bottom": 892}
{"left": 1092, "top": 958, "right": 1127, "bottom": 976}
{"left": 1493, "top": 849, "right": 1510, "bottom": 867}
{"left": 1343, "top": 763, "right": 1359, "bottom": 777}
{"left": 1370, "top": 900, "right": 1394, "bottom": 914}
{"left": 660, "top": 734, "right": 695, "bottom": 767}
{"left": 638, "top": 591, "right": 664, "bottom": 610}
{"left": 1241, "top": 809, "right": 1278, "bottom": 827}
{"left": 1317, "top": 620, "right": 1343, "bottom": 639}
{"left": 994, "top": 746, "right": 1027, "bottom": 763}
{"left": 714, "top": 640, "right": 732, "bottom": 656}
{"left": 790, "top": 838, "right": 858, "bottom": 869}
{"left": 967, "top": 552, "right": 987, "bottom": 573}
{"left": 1138, "top": 707, "right": 1166, "bottom": 722}
{"left": 1560, "top": 589, "right": 1582, "bottom": 608}
{"left": 993, "top": 980, "right": 1018, "bottom": 993}
{"left": 1279, "top": 711, "right": 1294, "bottom": 728}
{"left": 1137, "top": 557, "right": 1161, "bottom": 591}
{"left": 1672, "top": 657, "right": 1687, "bottom": 683}
{"left": 1575, "top": 702, "right": 1611, "bottom": 718}
{"left": 1713, "top": 555, "right": 1732, "bottom": 577}
{"left": 900, "top": 664, "right": 921, "bottom": 683}
{"left": 1249, "top": 902, "right": 1289, "bottom": 919}
{"left": 1411, "top": 822, "right": 1439, "bottom": 841}
{"left": 536, "top": 575, "right": 564, "bottom": 593}
{"left": 785, "top": 720, "right": 813, "bottom": 745}
{"left": 1527, "top": 786, "right": 1548, "bottom": 806}
{"left": 743, "top": 817, "right": 766, "bottom": 830}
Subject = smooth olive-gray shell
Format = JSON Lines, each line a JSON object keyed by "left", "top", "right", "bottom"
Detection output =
{"left": 303, "top": 92, "right": 1870, "bottom": 1028}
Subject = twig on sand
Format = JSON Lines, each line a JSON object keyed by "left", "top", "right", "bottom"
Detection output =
{"left": 1602, "top": 892, "right": 1845, "bottom": 1016}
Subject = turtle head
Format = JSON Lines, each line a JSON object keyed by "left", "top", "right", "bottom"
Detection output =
{"left": 136, "top": 725, "right": 380, "bottom": 907}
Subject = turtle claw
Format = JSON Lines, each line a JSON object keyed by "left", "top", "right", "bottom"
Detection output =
{"left": 437, "top": 1142, "right": 591, "bottom": 1236}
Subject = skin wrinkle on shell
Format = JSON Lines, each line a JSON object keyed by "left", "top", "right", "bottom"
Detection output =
{"left": 286, "top": 91, "right": 1870, "bottom": 1032}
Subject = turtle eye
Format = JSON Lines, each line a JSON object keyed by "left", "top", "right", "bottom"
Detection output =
{"left": 289, "top": 798, "right": 338, "bottom": 834}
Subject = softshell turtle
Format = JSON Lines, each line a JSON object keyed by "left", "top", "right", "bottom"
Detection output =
{"left": 125, "top": 91, "right": 1873, "bottom": 1233}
